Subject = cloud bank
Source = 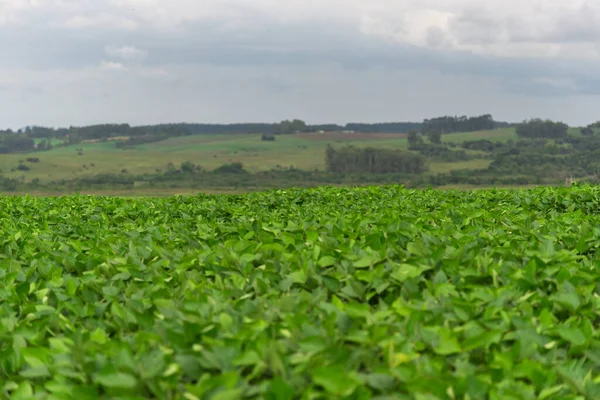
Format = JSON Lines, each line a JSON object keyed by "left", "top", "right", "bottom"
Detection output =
{"left": 1, "top": 0, "right": 600, "bottom": 128}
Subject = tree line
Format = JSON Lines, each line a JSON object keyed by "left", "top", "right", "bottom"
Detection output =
{"left": 325, "top": 145, "right": 427, "bottom": 174}
{"left": 515, "top": 119, "right": 568, "bottom": 139}
{"left": 6, "top": 121, "right": 426, "bottom": 140}
{"left": 422, "top": 114, "right": 497, "bottom": 134}
{"left": 0, "top": 135, "right": 37, "bottom": 154}
{"left": 1, "top": 114, "right": 513, "bottom": 143}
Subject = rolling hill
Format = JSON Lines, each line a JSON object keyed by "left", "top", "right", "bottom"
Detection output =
{"left": 0, "top": 128, "right": 520, "bottom": 183}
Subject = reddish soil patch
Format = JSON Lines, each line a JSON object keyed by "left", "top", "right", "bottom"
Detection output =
{"left": 295, "top": 132, "right": 407, "bottom": 141}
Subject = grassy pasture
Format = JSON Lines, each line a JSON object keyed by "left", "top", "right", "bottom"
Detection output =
{"left": 0, "top": 129, "right": 520, "bottom": 183}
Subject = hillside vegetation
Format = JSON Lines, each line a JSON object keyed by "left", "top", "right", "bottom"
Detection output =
{"left": 0, "top": 129, "right": 517, "bottom": 185}
{"left": 4, "top": 114, "right": 600, "bottom": 194}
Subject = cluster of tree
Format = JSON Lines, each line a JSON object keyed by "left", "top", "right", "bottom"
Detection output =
{"left": 488, "top": 153, "right": 597, "bottom": 179}
{"left": 407, "top": 131, "right": 422, "bottom": 146}
{"left": 70, "top": 124, "right": 194, "bottom": 144}
{"left": 427, "top": 131, "right": 442, "bottom": 144}
{"left": 588, "top": 121, "right": 600, "bottom": 129}
{"left": 563, "top": 135, "right": 600, "bottom": 152}
{"left": 274, "top": 120, "right": 308, "bottom": 134}
{"left": 461, "top": 140, "right": 507, "bottom": 152}
{"left": 71, "top": 124, "right": 132, "bottom": 140}
{"left": 74, "top": 173, "right": 136, "bottom": 187}
{"left": 23, "top": 126, "right": 68, "bottom": 138}
{"left": 408, "top": 143, "right": 471, "bottom": 162}
{"left": 422, "top": 114, "right": 496, "bottom": 134}
{"left": 510, "top": 139, "right": 549, "bottom": 149}
{"left": 407, "top": 130, "right": 444, "bottom": 145}
{"left": 402, "top": 129, "right": 600, "bottom": 184}
{"left": 423, "top": 171, "right": 536, "bottom": 187}
{"left": 345, "top": 122, "right": 424, "bottom": 133}
{"left": 182, "top": 123, "right": 274, "bottom": 135}
{"left": 459, "top": 138, "right": 554, "bottom": 156}
{"left": 0, "top": 135, "right": 36, "bottom": 153}
{"left": 407, "top": 130, "right": 472, "bottom": 162}
{"left": 213, "top": 162, "right": 248, "bottom": 174}
{"left": 481, "top": 135, "right": 600, "bottom": 181}
{"left": 515, "top": 119, "right": 568, "bottom": 139}
{"left": 18, "top": 124, "right": 192, "bottom": 145}
{"left": 270, "top": 120, "right": 427, "bottom": 134}
{"left": 325, "top": 145, "right": 427, "bottom": 174}
{"left": 581, "top": 127, "right": 595, "bottom": 136}
{"left": 578, "top": 121, "right": 600, "bottom": 136}
{"left": 261, "top": 134, "right": 276, "bottom": 141}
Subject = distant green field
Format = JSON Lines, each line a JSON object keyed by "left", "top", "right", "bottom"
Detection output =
{"left": 441, "top": 127, "right": 518, "bottom": 143}
{"left": 33, "top": 138, "right": 66, "bottom": 146}
{"left": 0, "top": 128, "right": 521, "bottom": 183}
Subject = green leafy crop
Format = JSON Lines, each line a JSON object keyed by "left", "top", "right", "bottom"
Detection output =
{"left": 1, "top": 185, "right": 600, "bottom": 399}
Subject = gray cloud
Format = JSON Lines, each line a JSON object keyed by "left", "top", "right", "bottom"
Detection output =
{"left": 105, "top": 45, "right": 148, "bottom": 61}
{"left": 1, "top": 0, "right": 600, "bottom": 128}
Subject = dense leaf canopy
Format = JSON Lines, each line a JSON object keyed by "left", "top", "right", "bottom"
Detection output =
{"left": 1, "top": 185, "right": 600, "bottom": 399}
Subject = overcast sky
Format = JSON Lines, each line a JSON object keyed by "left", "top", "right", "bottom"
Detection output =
{"left": 2, "top": 0, "right": 600, "bottom": 128}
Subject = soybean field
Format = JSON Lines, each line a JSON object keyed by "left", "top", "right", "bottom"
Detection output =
{"left": 1, "top": 185, "right": 600, "bottom": 399}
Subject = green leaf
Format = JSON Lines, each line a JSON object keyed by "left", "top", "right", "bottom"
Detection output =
{"left": 288, "top": 270, "right": 307, "bottom": 284}
{"left": 19, "top": 365, "right": 50, "bottom": 378}
{"left": 305, "top": 230, "right": 318, "bottom": 242}
{"left": 90, "top": 328, "right": 108, "bottom": 345}
{"left": 366, "top": 373, "right": 395, "bottom": 391}
{"left": 552, "top": 291, "right": 581, "bottom": 312}
{"left": 311, "top": 366, "right": 358, "bottom": 396}
{"left": 233, "top": 351, "right": 262, "bottom": 367}
{"left": 211, "top": 388, "right": 243, "bottom": 400}
{"left": 219, "top": 313, "right": 234, "bottom": 330}
{"left": 11, "top": 382, "right": 33, "bottom": 400}
{"left": 462, "top": 330, "right": 503, "bottom": 351}
{"left": 354, "top": 254, "right": 381, "bottom": 269}
{"left": 139, "top": 350, "right": 166, "bottom": 379}
{"left": 266, "top": 377, "right": 295, "bottom": 400}
{"left": 540, "top": 239, "right": 555, "bottom": 259}
{"left": 538, "top": 385, "right": 566, "bottom": 399}
{"left": 434, "top": 328, "right": 462, "bottom": 355}
{"left": 556, "top": 326, "right": 587, "bottom": 346}
{"left": 407, "top": 242, "right": 425, "bottom": 256}
{"left": 344, "top": 302, "right": 371, "bottom": 319}
{"left": 94, "top": 372, "right": 137, "bottom": 390}
{"left": 318, "top": 256, "right": 337, "bottom": 267}
{"left": 391, "top": 264, "right": 425, "bottom": 282}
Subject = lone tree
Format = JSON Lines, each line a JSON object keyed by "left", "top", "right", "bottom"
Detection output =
{"left": 427, "top": 130, "right": 442, "bottom": 145}
{"left": 407, "top": 131, "right": 422, "bottom": 146}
